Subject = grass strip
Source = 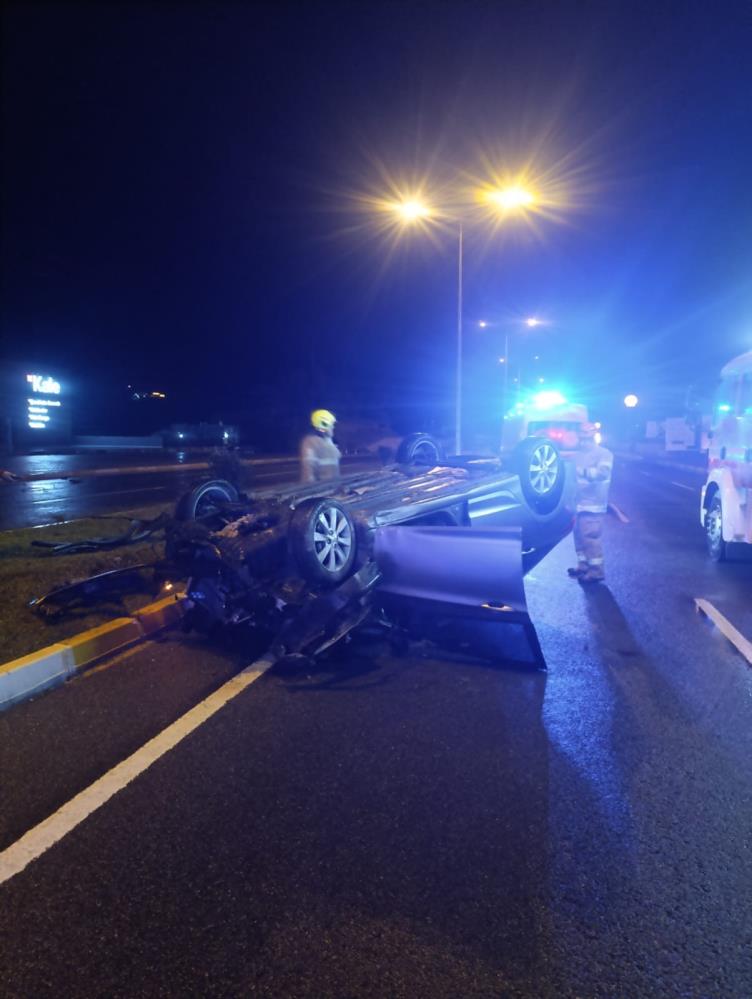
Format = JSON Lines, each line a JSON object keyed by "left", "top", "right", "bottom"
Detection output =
{"left": 0, "top": 504, "right": 173, "bottom": 662}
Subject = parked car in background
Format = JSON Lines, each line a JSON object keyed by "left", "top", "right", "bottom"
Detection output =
{"left": 334, "top": 418, "right": 402, "bottom": 461}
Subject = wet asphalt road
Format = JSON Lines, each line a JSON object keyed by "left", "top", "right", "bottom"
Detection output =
{"left": 0, "top": 452, "right": 377, "bottom": 530}
{"left": 1, "top": 457, "right": 752, "bottom": 998}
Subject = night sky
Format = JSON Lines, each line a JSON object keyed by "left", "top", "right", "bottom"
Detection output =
{"left": 2, "top": 1, "right": 751, "bottom": 437}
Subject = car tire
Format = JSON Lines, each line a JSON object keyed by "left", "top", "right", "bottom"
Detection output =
{"left": 705, "top": 494, "right": 727, "bottom": 562}
{"left": 513, "top": 436, "right": 565, "bottom": 514}
{"left": 396, "top": 433, "right": 445, "bottom": 466}
{"left": 175, "top": 479, "right": 239, "bottom": 521}
{"left": 289, "top": 497, "right": 357, "bottom": 585}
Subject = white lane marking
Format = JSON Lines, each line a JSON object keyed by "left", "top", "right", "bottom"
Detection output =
{"left": 608, "top": 502, "right": 630, "bottom": 523}
{"left": 635, "top": 468, "right": 700, "bottom": 494}
{"left": 0, "top": 657, "right": 275, "bottom": 886}
{"left": 694, "top": 599, "right": 752, "bottom": 665}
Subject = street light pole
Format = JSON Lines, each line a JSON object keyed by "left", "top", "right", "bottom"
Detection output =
{"left": 455, "top": 224, "right": 463, "bottom": 454}
{"left": 383, "top": 188, "right": 537, "bottom": 456}
{"left": 503, "top": 331, "right": 509, "bottom": 412}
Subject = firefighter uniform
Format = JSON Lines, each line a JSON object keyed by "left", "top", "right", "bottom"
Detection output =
{"left": 569, "top": 426, "right": 613, "bottom": 583}
{"left": 300, "top": 409, "right": 341, "bottom": 484}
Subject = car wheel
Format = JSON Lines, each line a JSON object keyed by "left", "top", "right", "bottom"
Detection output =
{"left": 396, "top": 433, "right": 445, "bottom": 466}
{"left": 289, "top": 497, "right": 357, "bottom": 585}
{"left": 513, "top": 436, "right": 565, "bottom": 514}
{"left": 705, "top": 494, "right": 727, "bottom": 562}
{"left": 175, "top": 479, "right": 239, "bottom": 522}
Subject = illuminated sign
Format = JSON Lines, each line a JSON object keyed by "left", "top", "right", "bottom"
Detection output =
{"left": 25, "top": 373, "right": 62, "bottom": 430}
{"left": 27, "top": 373, "right": 61, "bottom": 395}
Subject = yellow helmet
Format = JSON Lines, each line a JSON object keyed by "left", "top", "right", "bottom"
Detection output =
{"left": 311, "top": 408, "right": 336, "bottom": 432}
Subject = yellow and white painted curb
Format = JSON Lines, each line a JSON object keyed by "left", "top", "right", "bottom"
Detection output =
{"left": 0, "top": 593, "right": 187, "bottom": 712}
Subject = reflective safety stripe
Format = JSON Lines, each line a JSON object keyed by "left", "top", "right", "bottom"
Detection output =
{"left": 588, "top": 557, "right": 604, "bottom": 565}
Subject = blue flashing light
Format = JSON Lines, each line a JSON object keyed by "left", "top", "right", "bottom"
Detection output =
{"left": 717, "top": 404, "right": 732, "bottom": 413}
{"left": 532, "top": 390, "right": 567, "bottom": 409}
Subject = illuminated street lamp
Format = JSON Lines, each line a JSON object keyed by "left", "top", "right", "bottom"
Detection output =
{"left": 387, "top": 184, "right": 535, "bottom": 453}
{"left": 390, "top": 198, "right": 433, "bottom": 222}
{"left": 624, "top": 393, "right": 639, "bottom": 408}
{"left": 483, "top": 186, "right": 535, "bottom": 211}
{"left": 525, "top": 317, "right": 541, "bottom": 328}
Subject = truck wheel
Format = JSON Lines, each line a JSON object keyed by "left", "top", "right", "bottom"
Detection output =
{"left": 290, "top": 497, "right": 357, "bottom": 585}
{"left": 397, "top": 433, "right": 445, "bottom": 466}
{"left": 175, "top": 479, "right": 239, "bottom": 522}
{"left": 705, "top": 494, "right": 727, "bottom": 562}
{"left": 514, "top": 437, "right": 565, "bottom": 514}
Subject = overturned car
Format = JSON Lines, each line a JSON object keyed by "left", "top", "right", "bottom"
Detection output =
{"left": 167, "top": 435, "right": 575, "bottom": 668}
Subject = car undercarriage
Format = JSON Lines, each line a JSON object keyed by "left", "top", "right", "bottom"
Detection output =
{"left": 30, "top": 438, "right": 574, "bottom": 670}
{"left": 169, "top": 440, "right": 574, "bottom": 667}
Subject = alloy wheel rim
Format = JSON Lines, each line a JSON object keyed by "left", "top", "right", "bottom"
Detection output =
{"left": 529, "top": 443, "right": 559, "bottom": 494}
{"left": 313, "top": 507, "right": 353, "bottom": 571}
{"left": 707, "top": 508, "right": 722, "bottom": 548}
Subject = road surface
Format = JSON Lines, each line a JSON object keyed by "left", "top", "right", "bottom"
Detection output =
{"left": 1, "top": 456, "right": 751, "bottom": 997}
{"left": 0, "top": 452, "right": 378, "bottom": 530}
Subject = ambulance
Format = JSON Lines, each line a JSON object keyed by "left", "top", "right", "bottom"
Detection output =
{"left": 500, "top": 391, "right": 597, "bottom": 454}
{"left": 701, "top": 350, "right": 752, "bottom": 560}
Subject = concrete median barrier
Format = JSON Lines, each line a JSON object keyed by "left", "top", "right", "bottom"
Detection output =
{"left": 63, "top": 617, "right": 144, "bottom": 670}
{"left": 0, "top": 644, "right": 74, "bottom": 707}
{"left": 134, "top": 593, "right": 187, "bottom": 634}
{"left": 0, "top": 593, "right": 187, "bottom": 712}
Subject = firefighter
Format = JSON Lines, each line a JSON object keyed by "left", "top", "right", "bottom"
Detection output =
{"left": 567, "top": 422, "right": 613, "bottom": 583}
{"left": 300, "top": 409, "right": 341, "bottom": 483}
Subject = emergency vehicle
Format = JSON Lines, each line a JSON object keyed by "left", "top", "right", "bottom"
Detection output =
{"left": 501, "top": 391, "right": 597, "bottom": 453}
{"left": 701, "top": 350, "right": 752, "bottom": 560}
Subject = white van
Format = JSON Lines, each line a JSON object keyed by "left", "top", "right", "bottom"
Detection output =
{"left": 501, "top": 393, "right": 593, "bottom": 455}
{"left": 701, "top": 350, "right": 752, "bottom": 560}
